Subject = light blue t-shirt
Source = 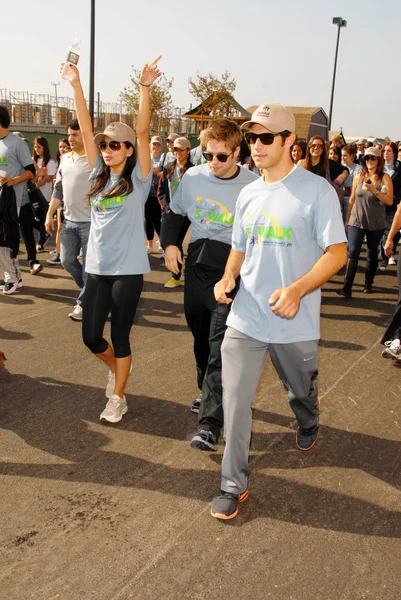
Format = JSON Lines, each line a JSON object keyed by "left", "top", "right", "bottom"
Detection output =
{"left": 190, "top": 146, "right": 206, "bottom": 166}
{"left": 342, "top": 162, "right": 362, "bottom": 195}
{"left": 228, "top": 165, "right": 347, "bottom": 343}
{"left": 85, "top": 160, "right": 152, "bottom": 276}
{"left": 0, "top": 133, "right": 33, "bottom": 208}
{"left": 170, "top": 164, "right": 258, "bottom": 245}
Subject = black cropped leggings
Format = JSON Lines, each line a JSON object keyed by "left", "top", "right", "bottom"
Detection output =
{"left": 82, "top": 273, "right": 143, "bottom": 358}
{"left": 144, "top": 195, "right": 161, "bottom": 242}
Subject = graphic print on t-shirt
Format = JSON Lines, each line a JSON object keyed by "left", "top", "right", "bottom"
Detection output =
{"left": 243, "top": 211, "right": 293, "bottom": 247}
{"left": 193, "top": 195, "right": 234, "bottom": 228}
{"left": 90, "top": 194, "right": 127, "bottom": 213}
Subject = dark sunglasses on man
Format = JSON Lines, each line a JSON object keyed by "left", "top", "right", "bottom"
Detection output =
{"left": 244, "top": 132, "right": 282, "bottom": 146}
{"left": 202, "top": 151, "right": 233, "bottom": 163}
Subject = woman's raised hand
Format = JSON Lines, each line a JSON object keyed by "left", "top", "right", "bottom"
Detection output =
{"left": 140, "top": 56, "right": 162, "bottom": 87}
{"left": 60, "top": 62, "right": 80, "bottom": 86}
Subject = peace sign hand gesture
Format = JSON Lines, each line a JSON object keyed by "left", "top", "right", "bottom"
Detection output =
{"left": 140, "top": 56, "right": 162, "bottom": 87}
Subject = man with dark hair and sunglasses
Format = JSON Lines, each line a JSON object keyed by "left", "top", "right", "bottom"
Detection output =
{"left": 163, "top": 118, "right": 258, "bottom": 451}
{"left": 210, "top": 104, "right": 347, "bottom": 520}
{"left": 45, "top": 119, "right": 91, "bottom": 320}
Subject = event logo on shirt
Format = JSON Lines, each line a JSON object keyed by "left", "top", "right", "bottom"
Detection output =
{"left": 90, "top": 194, "right": 127, "bottom": 212}
{"left": 244, "top": 211, "right": 293, "bottom": 247}
{"left": 193, "top": 195, "right": 234, "bottom": 227}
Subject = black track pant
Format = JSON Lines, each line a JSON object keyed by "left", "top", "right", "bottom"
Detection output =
{"left": 82, "top": 273, "right": 143, "bottom": 358}
{"left": 184, "top": 264, "right": 237, "bottom": 438}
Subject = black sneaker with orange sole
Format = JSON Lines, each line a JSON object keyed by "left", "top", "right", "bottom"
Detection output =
{"left": 211, "top": 489, "right": 249, "bottom": 520}
{"left": 296, "top": 425, "right": 319, "bottom": 450}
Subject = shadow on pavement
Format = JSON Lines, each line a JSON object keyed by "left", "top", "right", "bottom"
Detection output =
{"left": 1, "top": 371, "right": 400, "bottom": 538}
{"left": 0, "top": 327, "right": 33, "bottom": 341}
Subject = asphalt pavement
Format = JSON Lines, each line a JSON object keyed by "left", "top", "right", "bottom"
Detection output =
{"left": 1, "top": 242, "right": 401, "bottom": 600}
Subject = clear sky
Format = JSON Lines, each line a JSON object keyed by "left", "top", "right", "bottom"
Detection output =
{"left": 2, "top": 0, "right": 400, "bottom": 139}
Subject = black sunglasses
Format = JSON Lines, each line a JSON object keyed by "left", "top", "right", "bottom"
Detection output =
{"left": 244, "top": 132, "right": 281, "bottom": 146}
{"left": 99, "top": 140, "right": 122, "bottom": 151}
{"left": 202, "top": 151, "right": 233, "bottom": 163}
{"left": 365, "top": 156, "right": 378, "bottom": 161}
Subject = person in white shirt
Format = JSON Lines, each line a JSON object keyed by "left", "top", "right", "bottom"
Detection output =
{"left": 210, "top": 103, "right": 347, "bottom": 520}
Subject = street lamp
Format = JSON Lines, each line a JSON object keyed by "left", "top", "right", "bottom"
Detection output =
{"left": 51, "top": 81, "right": 60, "bottom": 106}
{"left": 328, "top": 17, "right": 347, "bottom": 132}
{"left": 89, "top": 0, "right": 95, "bottom": 123}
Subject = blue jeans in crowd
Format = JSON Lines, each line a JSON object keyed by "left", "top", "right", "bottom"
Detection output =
{"left": 60, "top": 219, "right": 91, "bottom": 307}
{"left": 347, "top": 226, "right": 384, "bottom": 261}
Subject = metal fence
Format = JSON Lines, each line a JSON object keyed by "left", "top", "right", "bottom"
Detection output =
{"left": 0, "top": 88, "right": 195, "bottom": 137}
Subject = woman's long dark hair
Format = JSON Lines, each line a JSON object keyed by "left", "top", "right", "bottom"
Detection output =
{"left": 167, "top": 155, "right": 193, "bottom": 181}
{"left": 33, "top": 136, "right": 51, "bottom": 166}
{"left": 304, "top": 135, "right": 328, "bottom": 172}
{"left": 89, "top": 143, "right": 136, "bottom": 200}
{"left": 56, "top": 138, "right": 70, "bottom": 164}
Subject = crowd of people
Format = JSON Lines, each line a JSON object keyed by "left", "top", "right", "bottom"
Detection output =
{"left": 1, "top": 56, "right": 401, "bottom": 521}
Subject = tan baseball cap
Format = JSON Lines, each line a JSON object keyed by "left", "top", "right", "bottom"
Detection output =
{"left": 150, "top": 135, "right": 163, "bottom": 145}
{"left": 363, "top": 146, "right": 381, "bottom": 158}
{"left": 94, "top": 122, "right": 136, "bottom": 145}
{"left": 173, "top": 136, "right": 191, "bottom": 150}
{"left": 165, "top": 132, "right": 180, "bottom": 142}
{"left": 241, "top": 103, "right": 295, "bottom": 134}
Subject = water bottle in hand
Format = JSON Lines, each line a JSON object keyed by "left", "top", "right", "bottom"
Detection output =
{"left": 61, "top": 39, "right": 81, "bottom": 81}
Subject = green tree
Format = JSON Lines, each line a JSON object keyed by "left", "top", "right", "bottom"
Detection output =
{"left": 188, "top": 71, "right": 237, "bottom": 116}
{"left": 121, "top": 67, "right": 174, "bottom": 134}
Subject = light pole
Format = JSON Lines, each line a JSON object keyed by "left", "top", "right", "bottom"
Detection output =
{"left": 51, "top": 81, "right": 60, "bottom": 106}
{"left": 89, "top": 0, "right": 95, "bottom": 124}
{"left": 328, "top": 17, "right": 347, "bottom": 132}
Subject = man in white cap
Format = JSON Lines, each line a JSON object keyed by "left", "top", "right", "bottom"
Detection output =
{"left": 210, "top": 103, "right": 347, "bottom": 520}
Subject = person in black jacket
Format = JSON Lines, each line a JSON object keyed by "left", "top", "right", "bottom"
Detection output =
{"left": 163, "top": 119, "right": 258, "bottom": 451}
{"left": 379, "top": 142, "right": 401, "bottom": 270}
{"left": 0, "top": 184, "right": 21, "bottom": 294}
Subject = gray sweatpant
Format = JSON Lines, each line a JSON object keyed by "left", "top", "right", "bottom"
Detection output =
{"left": 0, "top": 247, "right": 20, "bottom": 283}
{"left": 221, "top": 327, "right": 319, "bottom": 494}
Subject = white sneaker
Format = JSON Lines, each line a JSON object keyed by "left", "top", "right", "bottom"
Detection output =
{"left": 106, "top": 363, "right": 133, "bottom": 398}
{"left": 382, "top": 339, "right": 401, "bottom": 359}
{"left": 157, "top": 241, "right": 163, "bottom": 253}
{"left": 389, "top": 256, "right": 397, "bottom": 265}
{"left": 100, "top": 394, "right": 127, "bottom": 423}
{"left": 146, "top": 245, "right": 154, "bottom": 254}
{"left": 68, "top": 305, "right": 83, "bottom": 321}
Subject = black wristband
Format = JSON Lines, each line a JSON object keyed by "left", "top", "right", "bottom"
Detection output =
{"left": 139, "top": 82, "right": 150, "bottom": 87}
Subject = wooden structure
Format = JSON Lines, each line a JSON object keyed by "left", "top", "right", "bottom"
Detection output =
{"left": 182, "top": 94, "right": 251, "bottom": 133}
{"left": 246, "top": 105, "right": 329, "bottom": 142}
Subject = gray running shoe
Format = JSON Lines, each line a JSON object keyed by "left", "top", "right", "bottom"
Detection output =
{"left": 211, "top": 489, "right": 249, "bottom": 520}
{"left": 190, "top": 430, "right": 218, "bottom": 451}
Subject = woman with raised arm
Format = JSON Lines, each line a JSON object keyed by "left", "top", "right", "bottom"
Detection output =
{"left": 64, "top": 57, "right": 161, "bottom": 423}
